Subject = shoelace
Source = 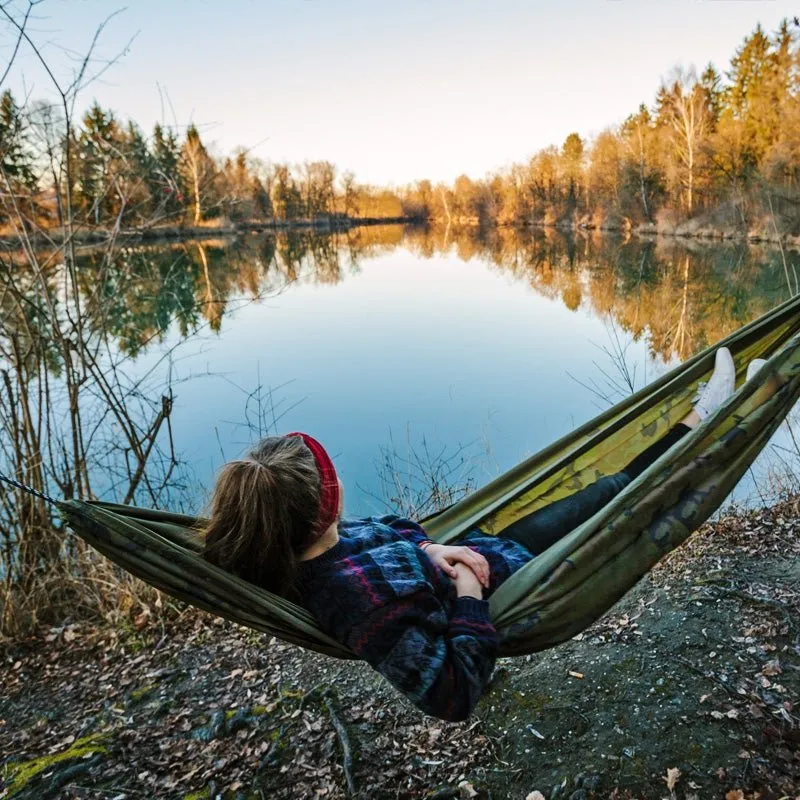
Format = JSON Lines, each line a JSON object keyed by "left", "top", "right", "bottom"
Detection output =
{"left": 691, "top": 381, "right": 708, "bottom": 404}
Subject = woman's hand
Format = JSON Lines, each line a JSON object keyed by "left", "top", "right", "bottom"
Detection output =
{"left": 421, "top": 543, "right": 490, "bottom": 589}
{"left": 451, "top": 562, "right": 484, "bottom": 599}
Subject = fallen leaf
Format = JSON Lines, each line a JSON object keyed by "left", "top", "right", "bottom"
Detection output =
{"left": 664, "top": 766, "right": 680, "bottom": 790}
{"left": 458, "top": 780, "right": 478, "bottom": 799}
{"left": 525, "top": 793, "right": 546, "bottom": 800}
{"left": 526, "top": 725, "right": 545, "bottom": 740}
{"left": 724, "top": 791, "right": 744, "bottom": 800}
{"left": 762, "top": 659, "right": 781, "bottom": 676}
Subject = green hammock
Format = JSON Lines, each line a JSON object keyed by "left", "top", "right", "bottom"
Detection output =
{"left": 57, "top": 293, "right": 800, "bottom": 659}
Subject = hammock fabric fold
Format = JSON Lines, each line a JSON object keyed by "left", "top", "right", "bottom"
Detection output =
{"left": 58, "top": 293, "right": 800, "bottom": 658}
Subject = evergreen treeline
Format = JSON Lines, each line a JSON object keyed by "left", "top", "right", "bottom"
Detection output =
{"left": 0, "top": 100, "right": 407, "bottom": 231}
{"left": 0, "top": 19, "right": 797, "bottom": 238}
{"left": 402, "top": 20, "right": 800, "bottom": 239}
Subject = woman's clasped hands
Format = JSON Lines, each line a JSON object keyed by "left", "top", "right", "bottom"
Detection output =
{"left": 420, "top": 543, "right": 490, "bottom": 598}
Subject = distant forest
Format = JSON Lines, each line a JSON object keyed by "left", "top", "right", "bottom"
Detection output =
{"left": 0, "top": 19, "right": 798, "bottom": 240}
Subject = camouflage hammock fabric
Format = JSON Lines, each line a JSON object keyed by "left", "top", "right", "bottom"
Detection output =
{"left": 58, "top": 293, "right": 800, "bottom": 658}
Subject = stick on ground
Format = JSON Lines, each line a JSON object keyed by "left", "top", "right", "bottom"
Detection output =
{"left": 323, "top": 690, "right": 356, "bottom": 797}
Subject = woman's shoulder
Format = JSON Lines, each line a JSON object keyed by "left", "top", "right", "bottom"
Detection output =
{"left": 300, "top": 517, "right": 422, "bottom": 576}
{"left": 340, "top": 514, "right": 418, "bottom": 529}
{"left": 342, "top": 514, "right": 430, "bottom": 541}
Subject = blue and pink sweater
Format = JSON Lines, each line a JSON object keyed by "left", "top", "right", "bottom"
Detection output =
{"left": 296, "top": 515, "right": 533, "bottom": 722}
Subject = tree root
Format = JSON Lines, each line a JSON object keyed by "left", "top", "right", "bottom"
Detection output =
{"left": 323, "top": 690, "right": 356, "bottom": 797}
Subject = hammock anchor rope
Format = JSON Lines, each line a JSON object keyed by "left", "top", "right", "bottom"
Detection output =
{"left": 0, "top": 472, "right": 59, "bottom": 506}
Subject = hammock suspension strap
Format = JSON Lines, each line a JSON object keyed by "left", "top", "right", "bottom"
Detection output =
{"left": 0, "top": 472, "right": 59, "bottom": 506}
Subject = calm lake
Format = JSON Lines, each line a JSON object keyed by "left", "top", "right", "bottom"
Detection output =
{"left": 99, "top": 225, "right": 796, "bottom": 516}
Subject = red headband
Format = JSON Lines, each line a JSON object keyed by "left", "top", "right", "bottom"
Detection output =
{"left": 287, "top": 432, "right": 340, "bottom": 536}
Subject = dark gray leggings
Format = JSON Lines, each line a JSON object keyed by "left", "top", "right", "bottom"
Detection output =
{"left": 500, "top": 424, "right": 691, "bottom": 555}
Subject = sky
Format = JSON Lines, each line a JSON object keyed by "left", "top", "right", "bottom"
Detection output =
{"left": 1, "top": 0, "right": 797, "bottom": 186}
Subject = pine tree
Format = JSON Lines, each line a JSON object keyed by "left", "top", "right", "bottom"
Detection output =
{"left": 123, "top": 121, "right": 155, "bottom": 223}
{"left": 270, "top": 165, "right": 301, "bottom": 221}
{"left": 250, "top": 176, "right": 271, "bottom": 218}
{"left": 0, "top": 90, "right": 36, "bottom": 190}
{"left": 699, "top": 64, "right": 724, "bottom": 129}
{"left": 152, "top": 124, "right": 184, "bottom": 219}
{"left": 76, "top": 102, "right": 123, "bottom": 224}
{"left": 726, "top": 24, "right": 778, "bottom": 161}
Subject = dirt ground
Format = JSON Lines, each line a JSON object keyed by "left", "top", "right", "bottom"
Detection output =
{"left": 1, "top": 501, "right": 799, "bottom": 800}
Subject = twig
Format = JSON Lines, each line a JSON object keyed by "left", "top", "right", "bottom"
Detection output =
{"left": 703, "top": 585, "right": 797, "bottom": 628}
{"left": 675, "top": 655, "right": 737, "bottom": 698}
{"left": 323, "top": 690, "right": 357, "bottom": 797}
{"left": 767, "top": 194, "right": 798, "bottom": 296}
{"left": 0, "top": 0, "right": 34, "bottom": 88}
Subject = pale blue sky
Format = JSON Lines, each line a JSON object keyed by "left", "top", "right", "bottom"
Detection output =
{"left": 2, "top": 0, "right": 797, "bottom": 185}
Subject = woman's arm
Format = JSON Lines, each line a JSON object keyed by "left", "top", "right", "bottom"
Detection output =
{"left": 344, "top": 563, "right": 498, "bottom": 722}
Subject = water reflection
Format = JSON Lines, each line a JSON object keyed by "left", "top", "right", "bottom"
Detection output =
{"left": 74, "top": 225, "right": 791, "bottom": 364}
{"left": 4, "top": 224, "right": 794, "bottom": 520}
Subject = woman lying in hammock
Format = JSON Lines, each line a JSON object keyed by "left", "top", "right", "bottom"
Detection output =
{"left": 203, "top": 348, "right": 764, "bottom": 722}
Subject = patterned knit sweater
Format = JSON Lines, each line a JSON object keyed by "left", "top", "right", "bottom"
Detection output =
{"left": 296, "top": 515, "right": 533, "bottom": 722}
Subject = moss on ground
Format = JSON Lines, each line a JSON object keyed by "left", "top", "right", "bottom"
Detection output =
{"left": 1, "top": 732, "right": 108, "bottom": 798}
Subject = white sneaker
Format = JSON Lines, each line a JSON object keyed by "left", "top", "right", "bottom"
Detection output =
{"left": 746, "top": 358, "right": 767, "bottom": 381}
{"left": 693, "top": 347, "right": 736, "bottom": 420}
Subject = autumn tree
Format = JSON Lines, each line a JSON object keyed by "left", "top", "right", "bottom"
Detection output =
{"left": 180, "top": 124, "right": 217, "bottom": 224}
{"left": 657, "top": 69, "right": 711, "bottom": 214}
{"left": 528, "top": 146, "right": 559, "bottom": 217}
{"left": 586, "top": 129, "right": 621, "bottom": 216}
{"left": 340, "top": 170, "right": 357, "bottom": 216}
{"left": 270, "top": 164, "right": 302, "bottom": 221}
{"left": 561, "top": 132, "right": 585, "bottom": 210}
{"left": 619, "top": 105, "right": 664, "bottom": 221}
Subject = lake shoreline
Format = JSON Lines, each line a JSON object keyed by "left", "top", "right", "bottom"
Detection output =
{"left": 5, "top": 213, "right": 799, "bottom": 252}
{"left": 543, "top": 218, "right": 800, "bottom": 248}
{"left": 435, "top": 218, "right": 800, "bottom": 249}
{"left": 0, "top": 215, "right": 420, "bottom": 250}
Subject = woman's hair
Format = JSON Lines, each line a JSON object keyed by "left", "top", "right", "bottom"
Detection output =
{"left": 202, "top": 435, "right": 322, "bottom": 596}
